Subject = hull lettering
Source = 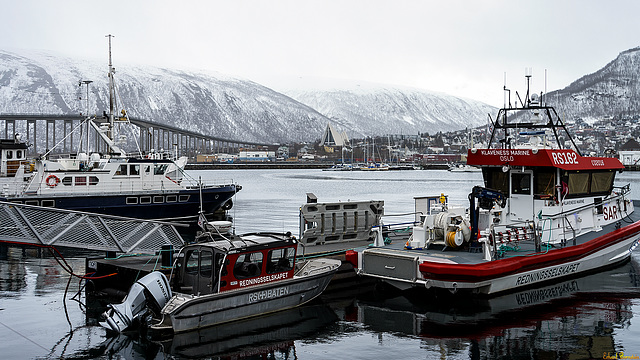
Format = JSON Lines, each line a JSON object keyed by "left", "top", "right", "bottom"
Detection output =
{"left": 248, "top": 286, "right": 290, "bottom": 303}
{"left": 515, "top": 263, "right": 580, "bottom": 286}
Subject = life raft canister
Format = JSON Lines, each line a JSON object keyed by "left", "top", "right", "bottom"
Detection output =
{"left": 46, "top": 174, "right": 60, "bottom": 187}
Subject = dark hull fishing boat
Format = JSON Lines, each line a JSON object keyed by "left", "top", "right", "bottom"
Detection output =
{"left": 0, "top": 37, "right": 239, "bottom": 224}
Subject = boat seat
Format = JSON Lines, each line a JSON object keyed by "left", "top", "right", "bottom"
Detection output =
{"left": 276, "top": 258, "right": 291, "bottom": 271}
{"left": 234, "top": 261, "right": 261, "bottom": 278}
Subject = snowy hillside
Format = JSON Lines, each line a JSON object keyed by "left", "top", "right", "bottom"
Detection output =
{"left": 0, "top": 49, "right": 496, "bottom": 143}
{"left": 0, "top": 50, "right": 328, "bottom": 143}
{"left": 550, "top": 47, "right": 640, "bottom": 123}
{"left": 284, "top": 79, "right": 496, "bottom": 137}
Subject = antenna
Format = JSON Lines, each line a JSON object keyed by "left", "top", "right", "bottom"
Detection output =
{"left": 544, "top": 69, "right": 547, "bottom": 106}
{"left": 79, "top": 80, "right": 92, "bottom": 153}
{"left": 106, "top": 34, "right": 115, "bottom": 151}
{"left": 525, "top": 67, "right": 532, "bottom": 107}
{"left": 503, "top": 72, "right": 511, "bottom": 108}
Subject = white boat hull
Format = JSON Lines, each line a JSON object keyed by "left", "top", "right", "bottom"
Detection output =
{"left": 422, "top": 233, "right": 640, "bottom": 295}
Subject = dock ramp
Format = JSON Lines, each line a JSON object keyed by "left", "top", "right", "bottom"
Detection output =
{"left": 0, "top": 201, "right": 184, "bottom": 253}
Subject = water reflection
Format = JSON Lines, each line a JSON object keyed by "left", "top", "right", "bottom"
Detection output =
{"left": 83, "top": 303, "right": 338, "bottom": 359}
{"left": 90, "top": 257, "right": 640, "bottom": 359}
{"left": 164, "top": 303, "right": 336, "bottom": 358}
{"left": 348, "top": 256, "right": 640, "bottom": 359}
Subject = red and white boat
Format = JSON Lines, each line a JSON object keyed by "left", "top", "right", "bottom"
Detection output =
{"left": 346, "top": 76, "right": 640, "bottom": 295}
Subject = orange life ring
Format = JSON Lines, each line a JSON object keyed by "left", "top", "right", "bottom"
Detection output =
{"left": 46, "top": 174, "right": 60, "bottom": 187}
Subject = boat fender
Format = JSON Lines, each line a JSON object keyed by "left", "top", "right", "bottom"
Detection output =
{"left": 222, "top": 199, "right": 233, "bottom": 211}
{"left": 46, "top": 174, "right": 60, "bottom": 187}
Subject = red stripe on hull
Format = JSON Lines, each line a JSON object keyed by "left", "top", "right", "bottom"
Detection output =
{"left": 418, "top": 220, "right": 640, "bottom": 282}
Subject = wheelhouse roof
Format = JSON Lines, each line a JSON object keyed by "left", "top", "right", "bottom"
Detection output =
{"left": 0, "top": 139, "right": 28, "bottom": 150}
{"left": 189, "top": 233, "right": 296, "bottom": 253}
{"left": 467, "top": 148, "right": 624, "bottom": 171}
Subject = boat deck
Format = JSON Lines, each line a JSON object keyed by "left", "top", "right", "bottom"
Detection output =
{"left": 375, "top": 200, "right": 640, "bottom": 266}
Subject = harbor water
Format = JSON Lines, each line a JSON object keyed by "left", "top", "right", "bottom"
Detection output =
{"left": 2, "top": 169, "right": 640, "bottom": 359}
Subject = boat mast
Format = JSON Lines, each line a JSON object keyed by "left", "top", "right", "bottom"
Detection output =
{"left": 486, "top": 72, "right": 582, "bottom": 155}
{"left": 106, "top": 34, "right": 116, "bottom": 151}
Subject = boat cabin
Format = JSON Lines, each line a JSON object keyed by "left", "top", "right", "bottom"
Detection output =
{"left": 172, "top": 233, "right": 297, "bottom": 296}
{"left": 467, "top": 147, "right": 624, "bottom": 228}
{"left": 0, "top": 138, "right": 29, "bottom": 177}
{"left": 468, "top": 148, "right": 623, "bottom": 202}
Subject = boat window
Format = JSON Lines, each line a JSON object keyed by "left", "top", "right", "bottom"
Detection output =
{"left": 483, "top": 168, "right": 509, "bottom": 195}
{"left": 75, "top": 176, "right": 87, "bottom": 186}
{"left": 166, "top": 195, "right": 177, "bottom": 203}
{"left": 200, "top": 250, "right": 213, "bottom": 278}
{"left": 6, "top": 151, "right": 12, "bottom": 160}
{"left": 115, "top": 164, "right": 128, "bottom": 176}
{"left": 185, "top": 250, "right": 199, "bottom": 275}
{"left": 16, "top": 150, "right": 22, "bottom": 159}
{"left": 154, "top": 164, "right": 168, "bottom": 175}
{"left": 62, "top": 177, "right": 73, "bottom": 186}
{"left": 41, "top": 200, "right": 55, "bottom": 207}
{"left": 25, "top": 200, "right": 38, "bottom": 206}
{"left": 233, "top": 252, "right": 263, "bottom": 279}
{"left": 266, "top": 247, "right": 295, "bottom": 274}
{"left": 153, "top": 196, "right": 164, "bottom": 203}
{"left": 179, "top": 195, "right": 190, "bottom": 202}
{"left": 126, "top": 197, "right": 138, "bottom": 205}
{"left": 591, "top": 171, "right": 614, "bottom": 194}
{"left": 511, "top": 173, "right": 531, "bottom": 195}
{"left": 129, "top": 164, "right": 140, "bottom": 176}
{"left": 89, "top": 176, "right": 99, "bottom": 185}
{"left": 140, "top": 196, "right": 152, "bottom": 204}
{"left": 567, "top": 172, "right": 589, "bottom": 195}
{"left": 534, "top": 169, "right": 556, "bottom": 198}
{"left": 144, "top": 165, "right": 151, "bottom": 174}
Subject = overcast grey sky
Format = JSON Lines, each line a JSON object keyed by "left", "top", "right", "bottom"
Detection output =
{"left": 1, "top": 0, "right": 638, "bottom": 106}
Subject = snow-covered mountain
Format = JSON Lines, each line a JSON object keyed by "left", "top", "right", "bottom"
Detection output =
{"left": 282, "top": 79, "right": 496, "bottom": 137}
{"left": 0, "top": 50, "right": 329, "bottom": 143}
{"left": 0, "top": 49, "right": 495, "bottom": 143}
{"left": 550, "top": 47, "right": 640, "bottom": 123}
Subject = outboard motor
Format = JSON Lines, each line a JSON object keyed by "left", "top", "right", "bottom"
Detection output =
{"left": 100, "top": 271, "right": 172, "bottom": 333}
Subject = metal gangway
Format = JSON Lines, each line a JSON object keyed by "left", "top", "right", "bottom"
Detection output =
{"left": 0, "top": 201, "right": 184, "bottom": 253}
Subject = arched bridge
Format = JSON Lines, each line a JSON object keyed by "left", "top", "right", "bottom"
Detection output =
{"left": 0, "top": 114, "right": 269, "bottom": 158}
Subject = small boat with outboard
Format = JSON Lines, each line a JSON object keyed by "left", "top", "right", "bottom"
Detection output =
{"left": 100, "top": 221, "right": 341, "bottom": 334}
{"left": 346, "top": 75, "right": 640, "bottom": 295}
{"left": 323, "top": 163, "right": 355, "bottom": 171}
{"left": 0, "top": 38, "right": 239, "bottom": 225}
{"left": 447, "top": 163, "right": 481, "bottom": 172}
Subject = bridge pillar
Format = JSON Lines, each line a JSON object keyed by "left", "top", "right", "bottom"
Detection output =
{"left": 3, "top": 120, "right": 15, "bottom": 140}
{"left": 26, "top": 120, "right": 36, "bottom": 154}
{"left": 64, "top": 119, "right": 73, "bottom": 153}
{"left": 139, "top": 126, "right": 146, "bottom": 154}
{"left": 45, "top": 120, "right": 55, "bottom": 154}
